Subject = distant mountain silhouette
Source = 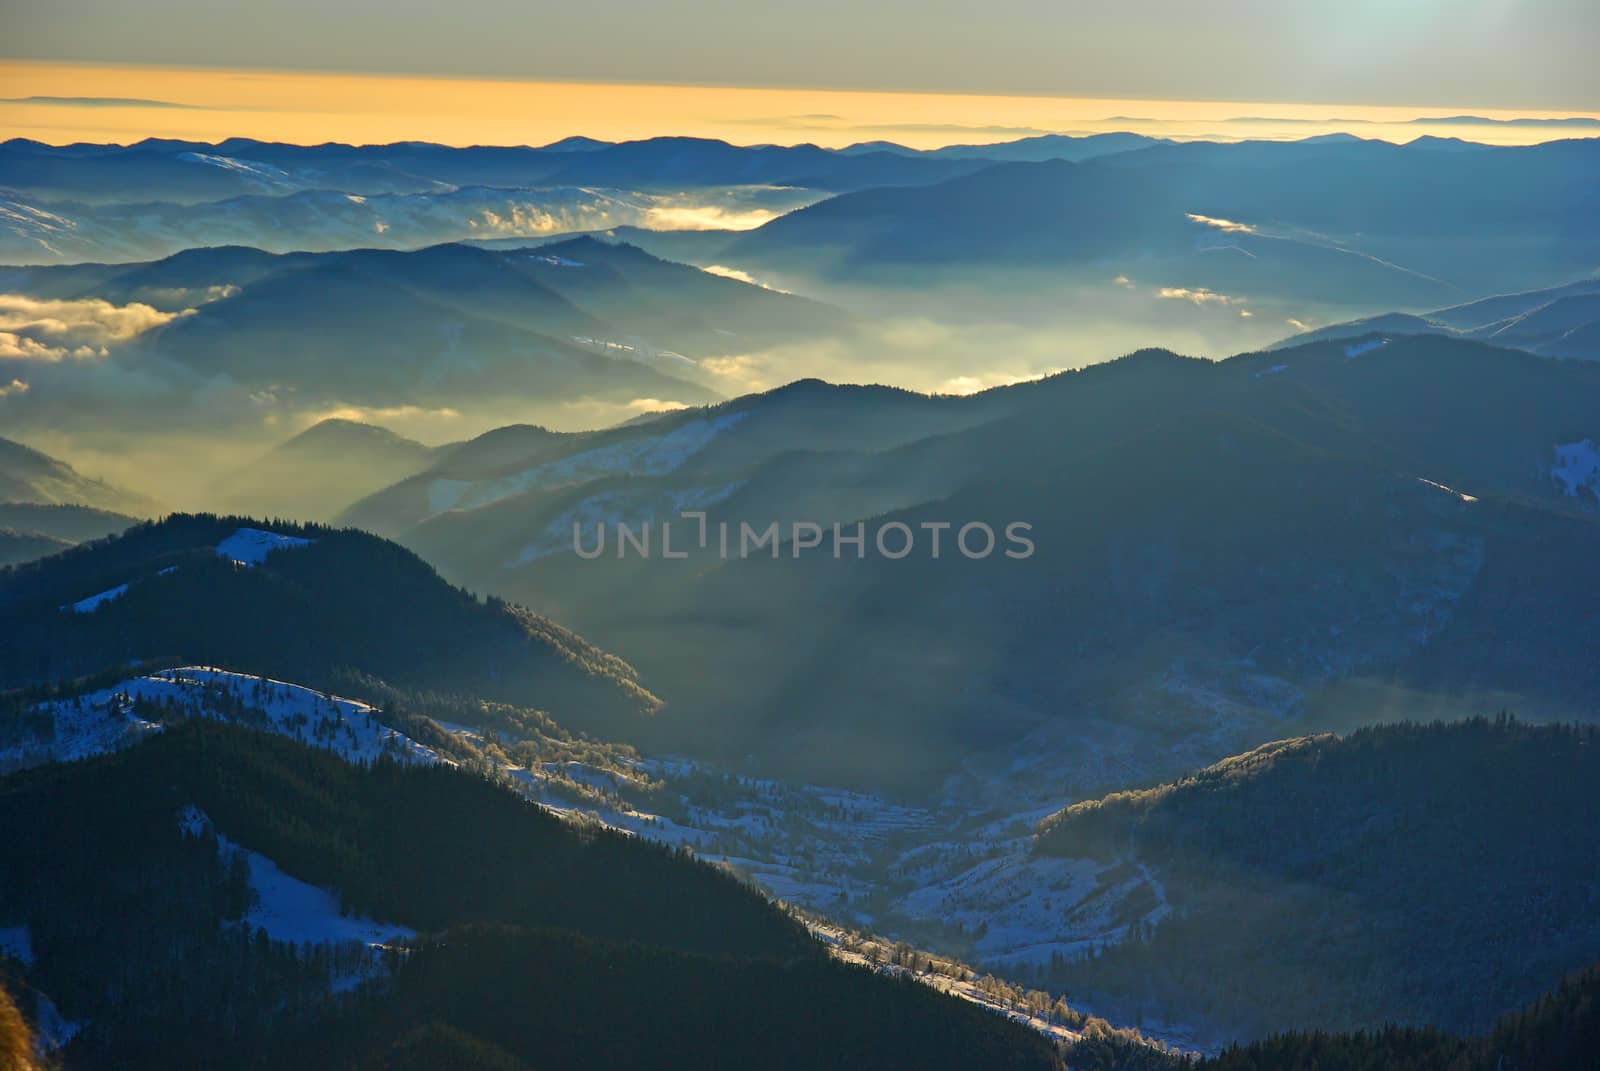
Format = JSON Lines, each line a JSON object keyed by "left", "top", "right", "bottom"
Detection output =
{"left": 0, "top": 436, "right": 157, "bottom": 515}
{"left": 211, "top": 419, "right": 446, "bottom": 522}
{"left": 3, "top": 240, "right": 853, "bottom": 422}
{"left": 725, "top": 138, "right": 1600, "bottom": 302}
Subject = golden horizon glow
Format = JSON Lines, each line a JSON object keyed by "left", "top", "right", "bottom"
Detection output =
{"left": 3, "top": 61, "right": 1597, "bottom": 150}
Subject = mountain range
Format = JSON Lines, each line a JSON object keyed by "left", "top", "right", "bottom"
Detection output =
{"left": 7, "top": 120, "right": 1600, "bottom": 1068}
{"left": 716, "top": 138, "right": 1600, "bottom": 307}
{"left": 326, "top": 334, "right": 1600, "bottom": 793}
{"left": 0, "top": 133, "right": 1171, "bottom": 264}
{"left": 0, "top": 238, "right": 852, "bottom": 441}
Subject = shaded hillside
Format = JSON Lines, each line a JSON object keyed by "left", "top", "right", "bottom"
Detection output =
{"left": 600, "top": 414, "right": 1600, "bottom": 789}
{"left": 295, "top": 926, "right": 1063, "bottom": 1071}
{"left": 1034, "top": 718, "right": 1600, "bottom": 1041}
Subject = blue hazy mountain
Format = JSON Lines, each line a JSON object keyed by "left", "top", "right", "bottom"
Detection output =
{"left": 724, "top": 138, "right": 1600, "bottom": 303}
{"left": 0, "top": 240, "right": 852, "bottom": 431}
{"left": 1272, "top": 276, "right": 1600, "bottom": 360}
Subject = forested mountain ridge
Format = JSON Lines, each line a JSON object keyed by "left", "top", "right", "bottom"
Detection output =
{"left": 1032, "top": 717, "right": 1600, "bottom": 1043}
{"left": 0, "top": 514, "right": 658, "bottom": 739}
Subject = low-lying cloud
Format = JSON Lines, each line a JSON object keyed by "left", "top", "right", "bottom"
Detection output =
{"left": 938, "top": 370, "right": 1052, "bottom": 396}
{"left": 1186, "top": 213, "right": 1257, "bottom": 235}
{"left": 557, "top": 395, "right": 694, "bottom": 429}
{"left": 1158, "top": 286, "right": 1246, "bottom": 307}
{"left": 642, "top": 204, "right": 782, "bottom": 231}
{"left": 0, "top": 294, "right": 190, "bottom": 359}
{"left": 702, "top": 264, "right": 788, "bottom": 291}
{"left": 301, "top": 403, "right": 464, "bottom": 429}
{"left": 0, "top": 333, "right": 101, "bottom": 361}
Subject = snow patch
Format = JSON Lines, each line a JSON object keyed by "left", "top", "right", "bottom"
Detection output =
{"left": 219, "top": 834, "right": 415, "bottom": 948}
{"left": 64, "top": 582, "right": 129, "bottom": 613}
{"left": 178, "top": 803, "right": 210, "bottom": 837}
{"left": 1551, "top": 439, "right": 1600, "bottom": 501}
{"left": 175, "top": 153, "right": 291, "bottom": 185}
{"left": 0, "top": 924, "right": 33, "bottom": 965}
{"left": 1343, "top": 337, "right": 1389, "bottom": 357}
{"left": 216, "top": 527, "right": 314, "bottom": 566}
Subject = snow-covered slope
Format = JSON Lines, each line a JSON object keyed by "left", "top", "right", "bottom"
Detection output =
{"left": 176, "top": 805, "right": 416, "bottom": 951}
{"left": 64, "top": 582, "right": 130, "bottom": 613}
{"left": 0, "top": 667, "right": 445, "bottom": 772}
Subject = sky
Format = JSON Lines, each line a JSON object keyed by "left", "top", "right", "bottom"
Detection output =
{"left": 1, "top": 0, "right": 1597, "bottom": 147}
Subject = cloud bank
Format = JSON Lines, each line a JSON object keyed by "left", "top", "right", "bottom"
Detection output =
{"left": 0, "top": 294, "right": 190, "bottom": 360}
